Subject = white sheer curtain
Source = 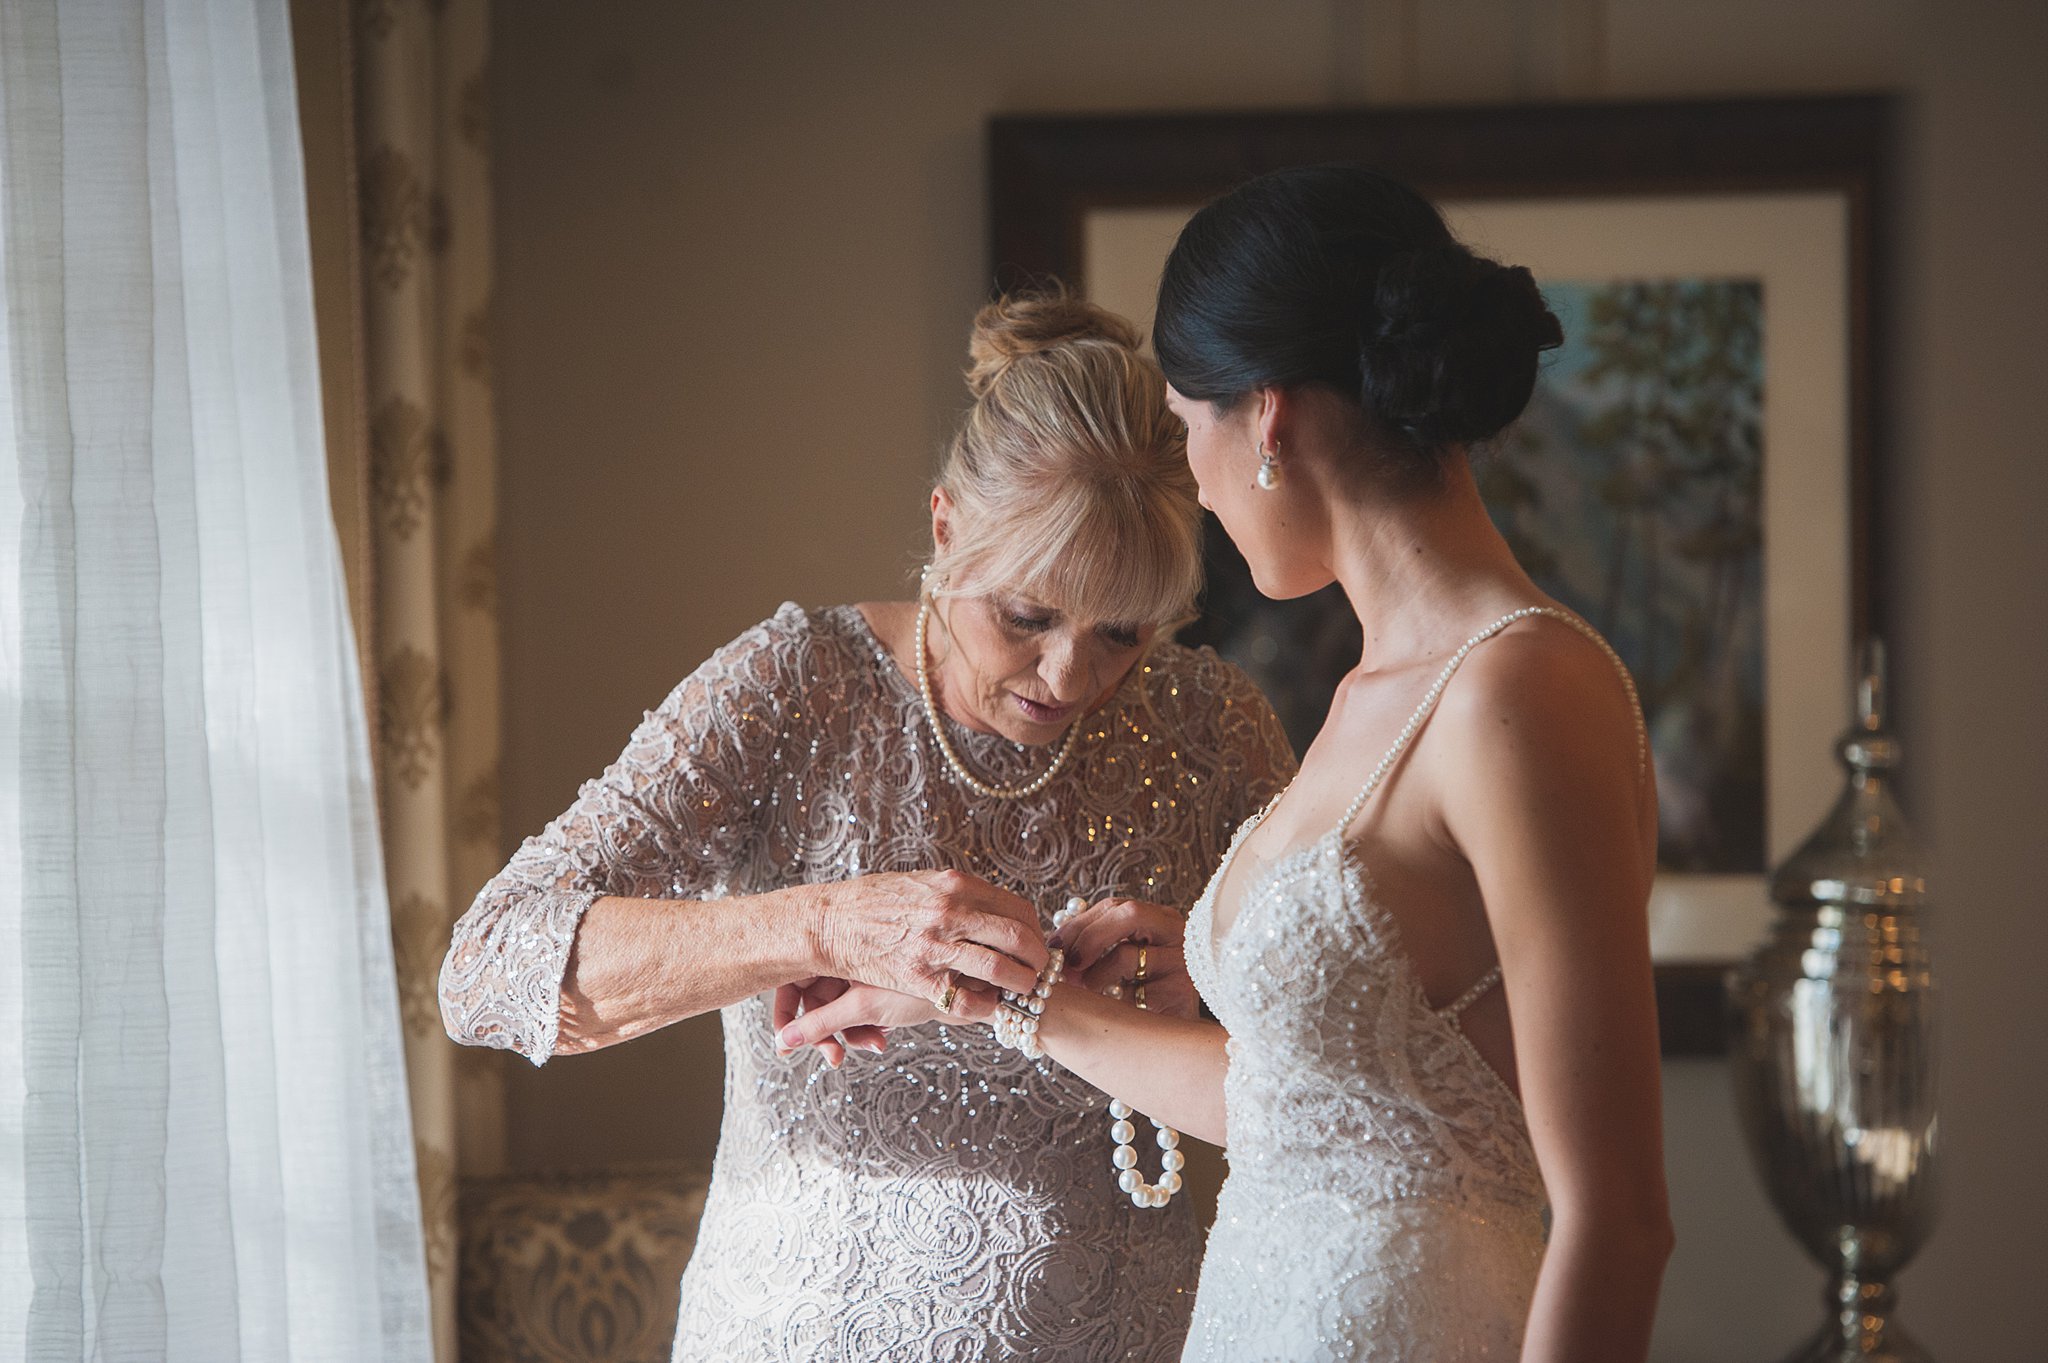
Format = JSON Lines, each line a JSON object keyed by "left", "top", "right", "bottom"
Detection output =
{"left": 0, "top": 1, "right": 431, "bottom": 1359}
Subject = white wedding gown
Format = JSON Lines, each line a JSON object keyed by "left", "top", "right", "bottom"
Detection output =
{"left": 1179, "top": 608, "right": 1644, "bottom": 1362}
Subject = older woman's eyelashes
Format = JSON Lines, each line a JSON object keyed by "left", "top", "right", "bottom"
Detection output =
{"left": 1100, "top": 624, "right": 1143, "bottom": 649}
{"left": 995, "top": 601, "right": 1139, "bottom": 650}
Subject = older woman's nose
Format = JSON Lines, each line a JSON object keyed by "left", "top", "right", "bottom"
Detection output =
{"left": 1041, "top": 642, "right": 1088, "bottom": 703}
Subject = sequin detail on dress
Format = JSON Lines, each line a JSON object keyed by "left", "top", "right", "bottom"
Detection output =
{"left": 1179, "top": 608, "right": 1645, "bottom": 1362}
{"left": 440, "top": 603, "right": 1296, "bottom": 1362}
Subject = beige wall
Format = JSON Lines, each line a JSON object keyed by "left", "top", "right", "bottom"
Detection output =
{"left": 488, "top": 2, "right": 2044, "bottom": 1356}
{"left": 1892, "top": 0, "right": 2048, "bottom": 1351}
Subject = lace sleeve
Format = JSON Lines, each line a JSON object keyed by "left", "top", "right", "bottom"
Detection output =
{"left": 1153, "top": 645, "right": 1299, "bottom": 844}
{"left": 439, "top": 604, "right": 813, "bottom": 1064}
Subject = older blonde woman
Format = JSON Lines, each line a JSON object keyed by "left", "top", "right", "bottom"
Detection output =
{"left": 440, "top": 291, "right": 1296, "bottom": 1362}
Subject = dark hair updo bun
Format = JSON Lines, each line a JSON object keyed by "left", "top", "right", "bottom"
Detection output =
{"left": 1154, "top": 164, "right": 1563, "bottom": 474}
{"left": 1361, "top": 243, "right": 1564, "bottom": 452}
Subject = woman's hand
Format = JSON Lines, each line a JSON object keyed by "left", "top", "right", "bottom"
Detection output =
{"left": 773, "top": 977, "right": 996, "bottom": 1057}
{"left": 809, "top": 869, "right": 1047, "bottom": 1009}
{"left": 1048, "top": 897, "right": 1197, "bottom": 1019}
{"left": 773, "top": 976, "right": 885, "bottom": 1067}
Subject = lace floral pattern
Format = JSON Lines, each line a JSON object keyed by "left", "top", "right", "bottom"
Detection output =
{"left": 441, "top": 603, "right": 1295, "bottom": 1362}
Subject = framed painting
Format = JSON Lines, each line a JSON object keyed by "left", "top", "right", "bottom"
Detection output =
{"left": 989, "top": 96, "right": 1895, "bottom": 1056}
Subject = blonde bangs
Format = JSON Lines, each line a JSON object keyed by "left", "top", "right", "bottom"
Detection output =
{"left": 939, "top": 473, "right": 1204, "bottom": 631}
{"left": 930, "top": 287, "right": 1203, "bottom": 633}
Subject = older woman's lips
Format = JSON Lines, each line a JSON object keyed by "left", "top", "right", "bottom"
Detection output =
{"left": 1012, "top": 693, "right": 1074, "bottom": 724}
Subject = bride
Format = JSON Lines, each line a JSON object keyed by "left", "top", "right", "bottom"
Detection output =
{"left": 784, "top": 165, "right": 1673, "bottom": 1361}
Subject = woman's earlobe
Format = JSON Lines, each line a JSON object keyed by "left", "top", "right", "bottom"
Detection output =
{"left": 1255, "top": 441, "right": 1282, "bottom": 490}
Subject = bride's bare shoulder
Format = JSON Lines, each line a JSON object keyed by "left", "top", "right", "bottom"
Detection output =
{"left": 1432, "top": 616, "right": 1644, "bottom": 787}
{"left": 1429, "top": 614, "right": 1655, "bottom": 860}
{"left": 1445, "top": 613, "right": 1632, "bottom": 716}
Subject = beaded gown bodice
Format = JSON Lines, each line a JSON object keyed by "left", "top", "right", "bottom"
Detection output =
{"left": 440, "top": 604, "right": 1294, "bottom": 1362}
{"left": 1178, "top": 609, "right": 1644, "bottom": 1362}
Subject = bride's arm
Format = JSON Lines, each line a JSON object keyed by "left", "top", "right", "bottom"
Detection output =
{"left": 1438, "top": 632, "right": 1672, "bottom": 1363}
{"left": 773, "top": 976, "right": 1232, "bottom": 1145}
{"left": 1032, "top": 985, "right": 1230, "bottom": 1146}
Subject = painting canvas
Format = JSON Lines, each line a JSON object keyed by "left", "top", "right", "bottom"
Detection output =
{"left": 1492, "top": 278, "right": 1766, "bottom": 873}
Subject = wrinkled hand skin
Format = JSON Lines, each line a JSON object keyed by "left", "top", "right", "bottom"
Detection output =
{"left": 780, "top": 866, "right": 1044, "bottom": 1063}
{"left": 810, "top": 868, "right": 1048, "bottom": 1012}
{"left": 776, "top": 892, "right": 1201, "bottom": 1059}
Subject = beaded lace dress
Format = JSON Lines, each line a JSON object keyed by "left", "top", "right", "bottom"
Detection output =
{"left": 440, "top": 603, "right": 1295, "bottom": 1362}
{"left": 1179, "top": 609, "right": 1645, "bottom": 1363}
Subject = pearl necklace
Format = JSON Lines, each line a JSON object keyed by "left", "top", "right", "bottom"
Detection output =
{"left": 914, "top": 596, "right": 1082, "bottom": 800}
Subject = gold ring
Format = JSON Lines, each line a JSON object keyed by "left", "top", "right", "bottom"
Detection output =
{"left": 1134, "top": 946, "right": 1150, "bottom": 985}
{"left": 937, "top": 974, "right": 959, "bottom": 1013}
{"left": 1135, "top": 982, "right": 1148, "bottom": 1011}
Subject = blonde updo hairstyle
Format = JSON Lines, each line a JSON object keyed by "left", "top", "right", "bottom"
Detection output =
{"left": 927, "top": 288, "right": 1202, "bottom": 632}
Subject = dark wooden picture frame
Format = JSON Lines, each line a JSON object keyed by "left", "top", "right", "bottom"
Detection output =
{"left": 987, "top": 96, "right": 1895, "bottom": 1057}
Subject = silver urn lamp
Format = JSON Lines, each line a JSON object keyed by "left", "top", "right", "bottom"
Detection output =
{"left": 1728, "top": 639, "right": 1937, "bottom": 1362}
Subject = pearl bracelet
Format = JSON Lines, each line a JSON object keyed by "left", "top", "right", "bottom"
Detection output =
{"left": 991, "top": 946, "right": 1064, "bottom": 1058}
{"left": 1110, "top": 1097, "right": 1184, "bottom": 1208}
{"left": 1043, "top": 893, "right": 1184, "bottom": 1211}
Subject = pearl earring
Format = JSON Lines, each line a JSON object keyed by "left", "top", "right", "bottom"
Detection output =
{"left": 1255, "top": 442, "right": 1280, "bottom": 490}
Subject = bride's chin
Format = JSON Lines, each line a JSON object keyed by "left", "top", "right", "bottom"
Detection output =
{"left": 1247, "top": 557, "right": 1330, "bottom": 603}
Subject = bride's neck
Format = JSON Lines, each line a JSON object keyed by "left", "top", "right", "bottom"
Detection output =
{"left": 1327, "top": 460, "right": 1537, "bottom": 671}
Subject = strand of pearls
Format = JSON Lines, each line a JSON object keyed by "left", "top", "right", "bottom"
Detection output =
{"left": 1046, "top": 895, "right": 1182, "bottom": 1211}
{"left": 1109, "top": 1097, "right": 1183, "bottom": 1208}
{"left": 1332, "top": 605, "right": 1647, "bottom": 832}
{"left": 915, "top": 596, "right": 1081, "bottom": 800}
{"left": 991, "top": 946, "right": 1064, "bottom": 1058}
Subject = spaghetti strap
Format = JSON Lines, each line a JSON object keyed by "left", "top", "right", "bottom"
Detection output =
{"left": 1435, "top": 964, "right": 1504, "bottom": 1020}
{"left": 1330, "top": 606, "right": 1646, "bottom": 841}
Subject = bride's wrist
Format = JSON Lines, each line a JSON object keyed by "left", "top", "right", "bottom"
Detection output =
{"left": 1030, "top": 978, "right": 1098, "bottom": 1049}
{"left": 989, "top": 945, "right": 1065, "bottom": 1057}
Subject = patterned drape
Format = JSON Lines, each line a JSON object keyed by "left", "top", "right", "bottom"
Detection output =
{"left": 353, "top": 1, "right": 505, "bottom": 1357}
